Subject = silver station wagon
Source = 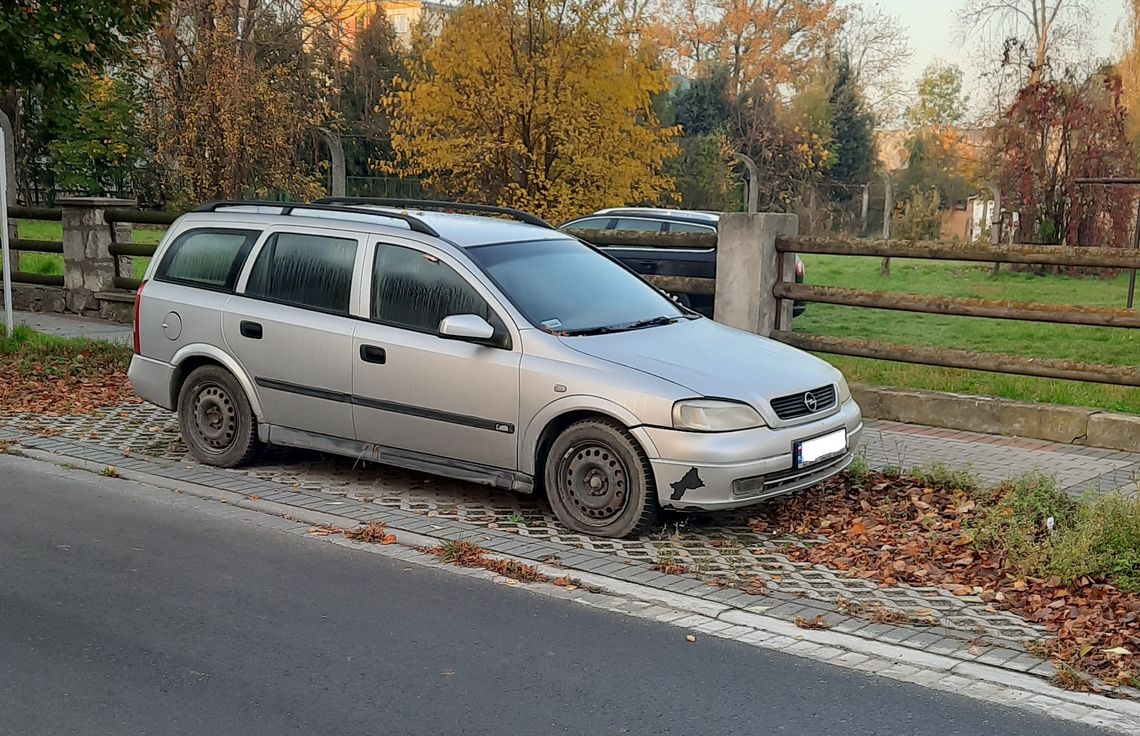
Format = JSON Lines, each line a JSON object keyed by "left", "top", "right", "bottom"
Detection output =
{"left": 129, "top": 199, "right": 863, "bottom": 538}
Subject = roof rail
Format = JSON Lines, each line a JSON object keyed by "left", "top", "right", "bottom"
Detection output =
{"left": 314, "top": 197, "right": 554, "bottom": 230}
{"left": 194, "top": 200, "right": 440, "bottom": 237}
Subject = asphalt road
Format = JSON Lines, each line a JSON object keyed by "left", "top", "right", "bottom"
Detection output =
{"left": 0, "top": 454, "right": 1105, "bottom": 736}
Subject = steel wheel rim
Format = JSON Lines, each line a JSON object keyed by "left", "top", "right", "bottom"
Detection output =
{"left": 190, "top": 382, "right": 237, "bottom": 455}
{"left": 558, "top": 441, "right": 630, "bottom": 527}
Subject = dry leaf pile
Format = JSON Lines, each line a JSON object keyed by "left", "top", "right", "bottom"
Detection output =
{"left": 748, "top": 472, "right": 1140, "bottom": 688}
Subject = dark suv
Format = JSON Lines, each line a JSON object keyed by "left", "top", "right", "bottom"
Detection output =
{"left": 560, "top": 208, "right": 805, "bottom": 319}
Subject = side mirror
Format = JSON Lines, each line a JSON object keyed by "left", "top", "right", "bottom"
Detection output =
{"left": 438, "top": 314, "right": 495, "bottom": 343}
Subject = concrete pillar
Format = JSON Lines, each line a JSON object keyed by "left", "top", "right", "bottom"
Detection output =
{"left": 58, "top": 197, "right": 134, "bottom": 314}
{"left": 1, "top": 108, "right": 18, "bottom": 271}
{"left": 713, "top": 212, "right": 798, "bottom": 336}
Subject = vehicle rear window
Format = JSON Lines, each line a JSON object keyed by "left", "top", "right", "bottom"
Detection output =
{"left": 612, "top": 218, "right": 665, "bottom": 232}
{"left": 371, "top": 244, "right": 492, "bottom": 332}
{"left": 664, "top": 221, "right": 715, "bottom": 233}
{"left": 244, "top": 232, "right": 357, "bottom": 315}
{"left": 156, "top": 229, "right": 259, "bottom": 291}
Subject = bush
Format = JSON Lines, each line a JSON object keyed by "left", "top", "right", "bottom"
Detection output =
{"left": 1049, "top": 493, "right": 1140, "bottom": 592}
{"left": 972, "top": 472, "right": 1078, "bottom": 576}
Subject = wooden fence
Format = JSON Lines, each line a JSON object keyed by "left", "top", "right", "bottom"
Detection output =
{"left": 8, "top": 207, "right": 1139, "bottom": 388}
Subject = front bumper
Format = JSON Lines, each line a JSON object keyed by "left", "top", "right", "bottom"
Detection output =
{"left": 632, "top": 399, "right": 862, "bottom": 511}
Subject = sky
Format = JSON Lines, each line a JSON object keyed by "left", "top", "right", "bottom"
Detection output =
{"left": 862, "top": 0, "right": 1128, "bottom": 90}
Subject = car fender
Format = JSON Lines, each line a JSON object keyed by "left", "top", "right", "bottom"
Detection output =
{"left": 170, "top": 343, "right": 265, "bottom": 421}
{"left": 520, "top": 394, "right": 660, "bottom": 476}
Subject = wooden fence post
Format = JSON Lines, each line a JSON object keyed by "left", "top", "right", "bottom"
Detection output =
{"left": 714, "top": 212, "right": 798, "bottom": 336}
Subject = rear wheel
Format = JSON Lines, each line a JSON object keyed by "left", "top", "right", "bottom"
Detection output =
{"left": 544, "top": 419, "right": 658, "bottom": 538}
{"left": 177, "top": 365, "right": 261, "bottom": 468}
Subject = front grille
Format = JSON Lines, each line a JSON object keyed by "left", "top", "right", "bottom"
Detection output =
{"left": 770, "top": 384, "right": 836, "bottom": 420}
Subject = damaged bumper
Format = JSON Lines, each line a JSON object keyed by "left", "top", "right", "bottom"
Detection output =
{"left": 632, "top": 400, "right": 863, "bottom": 512}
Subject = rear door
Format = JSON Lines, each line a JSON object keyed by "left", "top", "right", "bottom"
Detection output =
{"left": 222, "top": 227, "right": 364, "bottom": 439}
{"left": 351, "top": 238, "right": 522, "bottom": 470}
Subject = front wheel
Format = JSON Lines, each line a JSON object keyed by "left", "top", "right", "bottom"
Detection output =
{"left": 177, "top": 365, "right": 262, "bottom": 468}
{"left": 544, "top": 419, "right": 659, "bottom": 538}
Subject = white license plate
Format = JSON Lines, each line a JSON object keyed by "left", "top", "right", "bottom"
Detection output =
{"left": 795, "top": 429, "right": 847, "bottom": 467}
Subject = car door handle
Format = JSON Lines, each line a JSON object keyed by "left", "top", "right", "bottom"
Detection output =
{"left": 359, "top": 345, "right": 386, "bottom": 364}
{"left": 240, "top": 321, "right": 263, "bottom": 339}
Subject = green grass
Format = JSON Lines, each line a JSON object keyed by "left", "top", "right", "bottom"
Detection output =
{"left": 0, "top": 323, "right": 131, "bottom": 370}
{"left": 798, "top": 255, "right": 1140, "bottom": 414}
{"left": 10, "top": 220, "right": 161, "bottom": 280}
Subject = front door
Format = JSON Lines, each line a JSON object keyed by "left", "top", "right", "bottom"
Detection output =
{"left": 352, "top": 240, "right": 521, "bottom": 471}
{"left": 222, "top": 228, "right": 363, "bottom": 439}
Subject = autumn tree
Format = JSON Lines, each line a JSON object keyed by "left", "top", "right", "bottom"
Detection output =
{"left": 386, "top": 0, "right": 677, "bottom": 223}
{"left": 653, "top": 0, "right": 842, "bottom": 92}
{"left": 908, "top": 63, "right": 970, "bottom": 130}
{"left": 145, "top": 0, "right": 328, "bottom": 205}
{"left": 995, "top": 72, "right": 1134, "bottom": 247}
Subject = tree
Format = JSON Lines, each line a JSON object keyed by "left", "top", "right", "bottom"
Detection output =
{"left": 652, "top": 0, "right": 842, "bottom": 93}
{"left": 958, "top": 0, "right": 1092, "bottom": 86}
{"left": 340, "top": 10, "right": 404, "bottom": 177}
{"left": 908, "top": 63, "right": 970, "bottom": 130}
{"left": 0, "top": 1, "right": 165, "bottom": 95}
{"left": 667, "top": 132, "right": 742, "bottom": 210}
{"left": 145, "top": 0, "right": 327, "bottom": 205}
{"left": 835, "top": 3, "right": 913, "bottom": 125}
{"left": 1, "top": 0, "right": 164, "bottom": 201}
{"left": 995, "top": 72, "right": 1135, "bottom": 247}
{"left": 1119, "top": 0, "right": 1140, "bottom": 148}
{"left": 826, "top": 54, "right": 875, "bottom": 195}
{"left": 672, "top": 68, "right": 733, "bottom": 136}
{"left": 386, "top": 0, "right": 678, "bottom": 223}
{"left": 47, "top": 75, "right": 143, "bottom": 196}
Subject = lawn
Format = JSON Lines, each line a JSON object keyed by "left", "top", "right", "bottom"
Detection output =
{"left": 11, "top": 220, "right": 161, "bottom": 280}
{"left": 796, "top": 255, "right": 1140, "bottom": 414}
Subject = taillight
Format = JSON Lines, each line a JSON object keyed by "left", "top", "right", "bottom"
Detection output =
{"left": 133, "top": 281, "right": 144, "bottom": 354}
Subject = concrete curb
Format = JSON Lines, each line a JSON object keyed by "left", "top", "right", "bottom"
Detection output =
{"left": 854, "top": 385, "right": 1139, "bottom": 450}
{"left": 12, "top": 445, "right": 1140, "bottom": 733}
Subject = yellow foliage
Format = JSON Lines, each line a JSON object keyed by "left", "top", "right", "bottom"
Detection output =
{"left": 145, "top": 0, "right": 326, "bottom": 205}
{"left": 385, "top": 0, "right": 678, "bottom": 223}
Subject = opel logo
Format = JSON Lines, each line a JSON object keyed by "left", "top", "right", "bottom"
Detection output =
{"left": 803, "top": 391, "right": 818, "bottom": 412}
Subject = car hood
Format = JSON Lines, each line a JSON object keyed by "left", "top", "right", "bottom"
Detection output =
{"left": 560, "top": 318, "right": 842, "bottom": 421}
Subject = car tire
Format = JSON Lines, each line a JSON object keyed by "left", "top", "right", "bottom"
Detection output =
{"left": 178, "top": 365, "right": 262, "bottom": 468}
{"left": 544, "top": 418, "right": 659, "bottom": 538}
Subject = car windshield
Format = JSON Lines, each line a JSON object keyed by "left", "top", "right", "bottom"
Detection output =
{"left": 467, "top": 239, "right": 686, "bottom": 335}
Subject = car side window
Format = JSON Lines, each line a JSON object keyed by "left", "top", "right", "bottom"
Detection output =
{"left": 155, "top": 228, "right": 259, "bottom": 291}
{"left": 613, "top": 218, "right": 666, "bottom": 232}
{"left": 371, "top": 244, "right": 492, "bottom": 333}
{"left": 244, "top": 232, "right": 357, "bottom": 315}
{"left": 565, "top": 217, "right": 613, "bottom": 230}
{"left": 664, "top": 221, "right": 715, "bottom": 233}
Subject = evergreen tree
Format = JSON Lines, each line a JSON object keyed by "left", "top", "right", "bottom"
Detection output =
{"left": 341, "top": 11, "right": 404, "bottom": 178}
{"left": 672, "top": 68, "right": 732, "bottom": 137}
{"left": 826, "top": 54, "right": 875, "bottom": 198}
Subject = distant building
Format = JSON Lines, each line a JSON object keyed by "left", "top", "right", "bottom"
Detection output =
{"left": 304, "top": 0, "right": 451, "bottom": 49}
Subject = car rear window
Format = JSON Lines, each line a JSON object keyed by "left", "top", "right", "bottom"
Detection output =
{"left": 244, "top": 232, "right": 357, "bottom": 315}
{"left": 155, "top": 228, "right": 259, "bottom": 291}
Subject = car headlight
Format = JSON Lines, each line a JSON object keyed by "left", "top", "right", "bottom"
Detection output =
{"left": 836, "top": 374, "right": 852, "bottom": 403}
{"left": 672, "top": 399, "right": 765, "bottom": 432}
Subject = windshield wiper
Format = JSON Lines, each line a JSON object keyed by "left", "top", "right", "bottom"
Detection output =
{"left": 560, "top": 315, "right": 679, "bottom": 337}
{"left": 620, "top": 315, "right": 680, "bottom": 331}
